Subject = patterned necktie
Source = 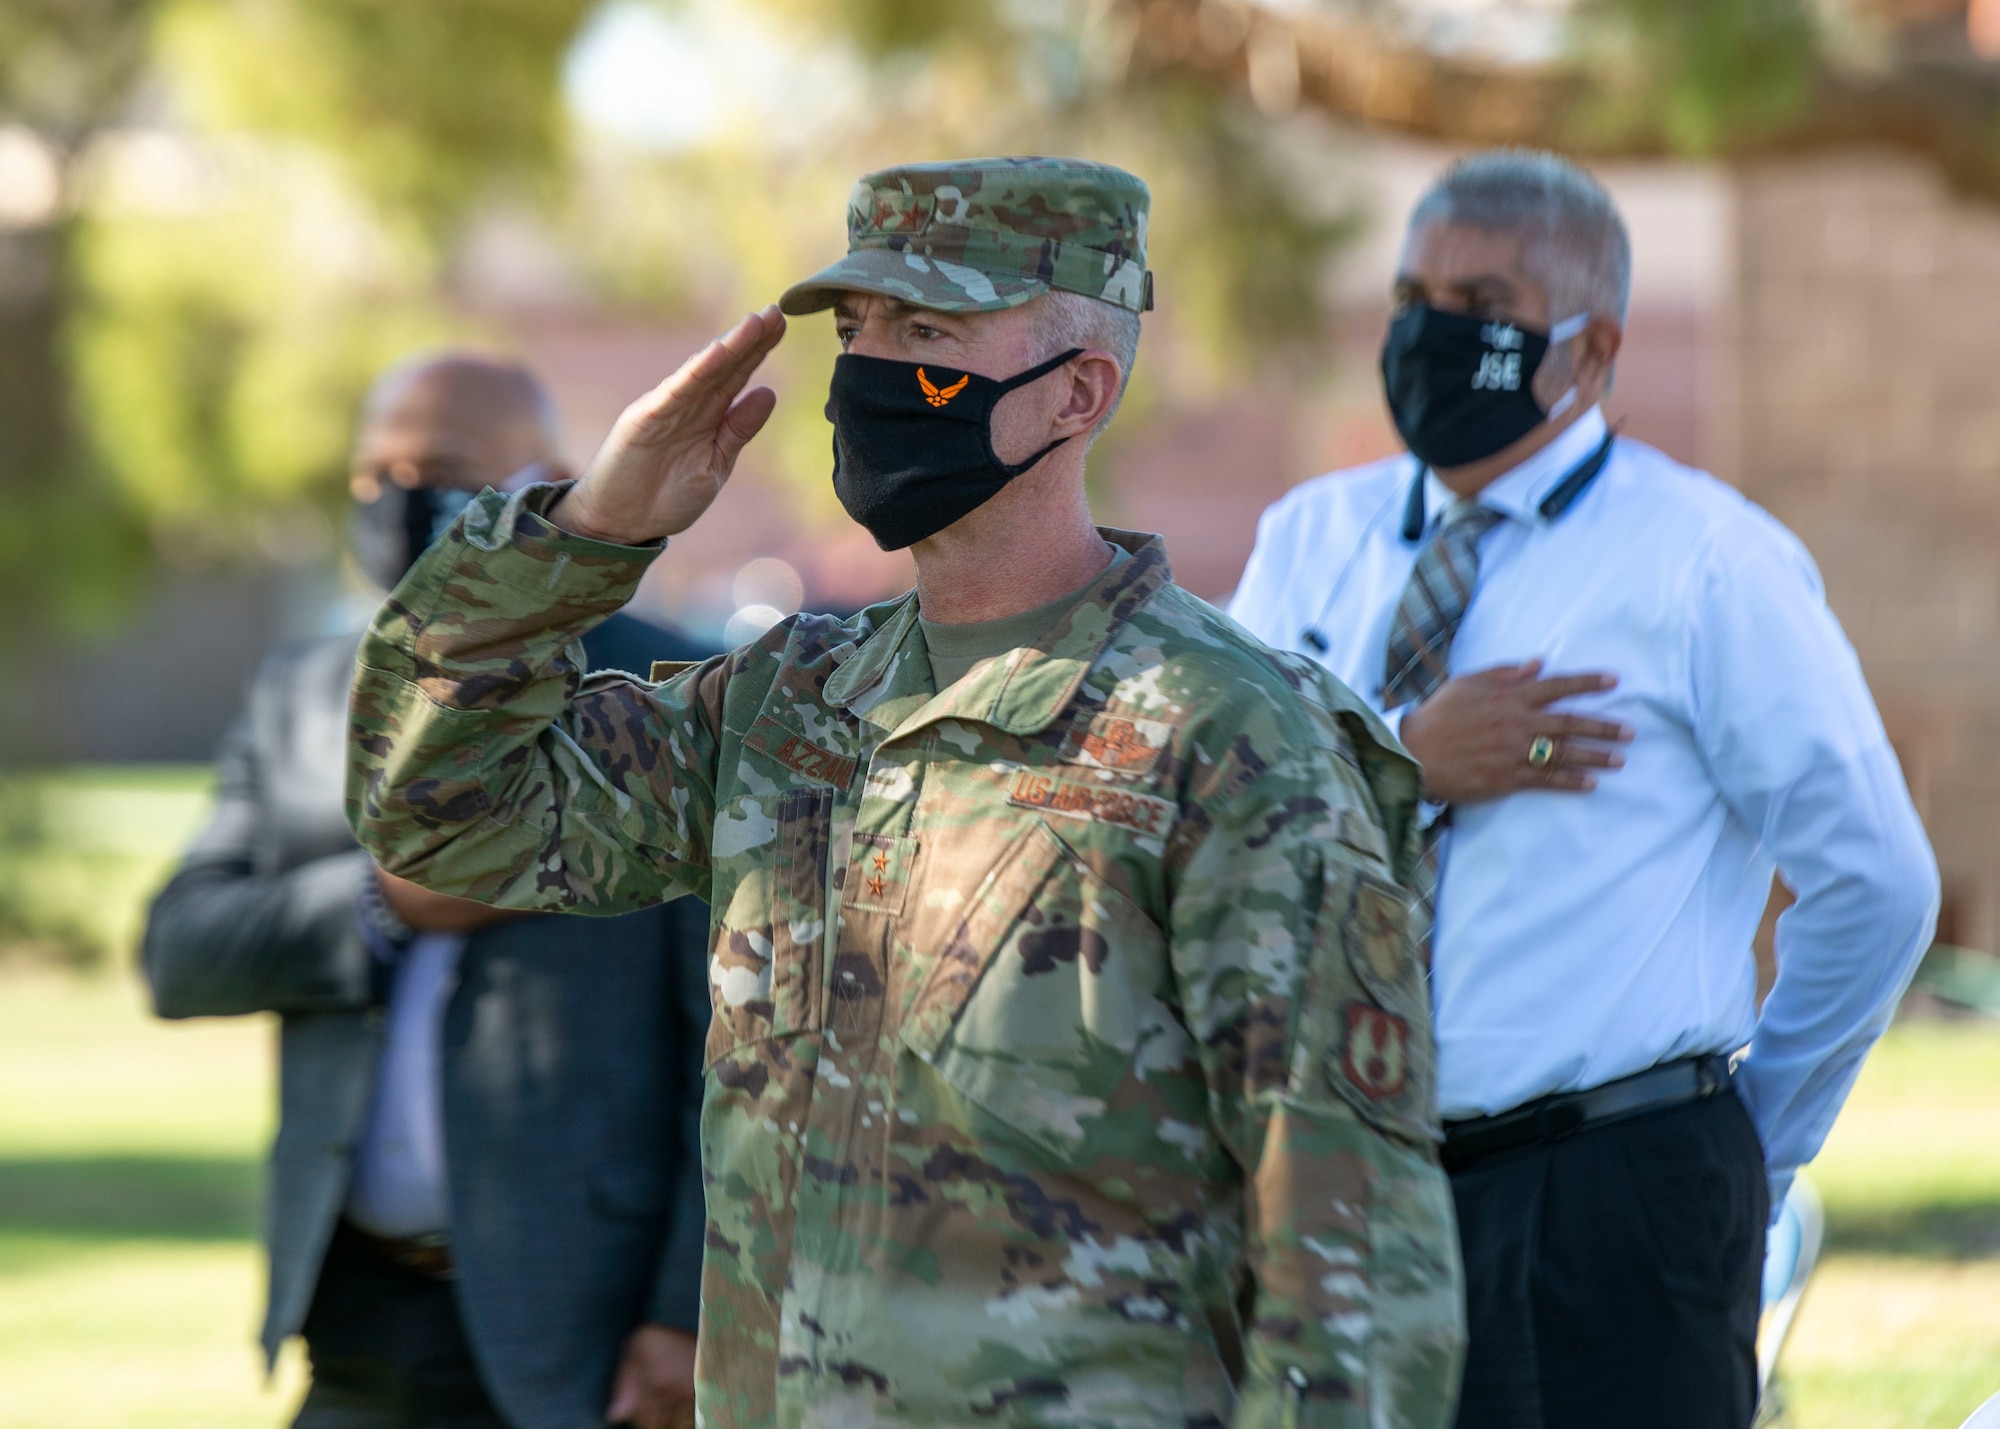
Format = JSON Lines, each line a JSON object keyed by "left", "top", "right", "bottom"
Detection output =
{"left": 1381, "top": 499, "right": 1504, "bottom": 956}
{"left": 1383, "top": 499, "right": 1505, "bottom": 711}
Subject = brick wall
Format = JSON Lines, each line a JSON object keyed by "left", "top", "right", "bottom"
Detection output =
{"left": 1733, "top": 152, "right": 2000, "bottom": 951}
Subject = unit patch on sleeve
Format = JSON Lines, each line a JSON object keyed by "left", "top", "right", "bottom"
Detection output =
{"left": 1334, "top": 1001, "right": 1410, "bottom": 1102}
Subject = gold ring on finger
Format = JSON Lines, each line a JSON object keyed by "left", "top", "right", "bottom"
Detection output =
{"left": 1527, "top": 735, "right": 1557, "bottom": 770}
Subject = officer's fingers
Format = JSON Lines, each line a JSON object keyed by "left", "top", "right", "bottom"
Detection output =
{"left": 1524, "top": 672, "right": 1618, "bottom": 706}
{"left": 1551, "top": 713, "right": 1634, "bottom": 743}
{"left": 718, "top": 306, "right": 787, "bottom": 377}
{"left": 718, "top": 305, "right": 786, "bottom": 378}
{"left": 653, "top": 310, "right": 786, "bottom": 421}
{"left": 1531, "top": 767, "right": 1599, "bottom": 793}
{"left": 714, "top": 386, "right": 778, "bottom": 467}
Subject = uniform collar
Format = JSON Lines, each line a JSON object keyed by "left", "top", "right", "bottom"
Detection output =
{"left": 823, "top": 527, "right": 1172, "bottom": 740}
{"left": 1421, "top": 404, "right": 1609, "bottom": 531}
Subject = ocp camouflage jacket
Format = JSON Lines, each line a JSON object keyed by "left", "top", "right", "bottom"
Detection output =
{"left": 345, "top": 484, "right": 1464, "bottom": 1429}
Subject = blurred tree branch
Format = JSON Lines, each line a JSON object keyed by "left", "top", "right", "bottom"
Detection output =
{"left": 1121, "top": 0, "right": 2000, "bottom": 198}
{"left": 161, "top": 0, "right": 596, "bottom": 238}
{"left": 0, "top": 1, "right": 162, "bottom": 658}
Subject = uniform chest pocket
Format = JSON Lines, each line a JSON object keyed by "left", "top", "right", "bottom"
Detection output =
{"left": 704, "top": 785, "right": 831, "bottom": 1068}
{"left": 898, "top": 820, "right": 1198, "bottom": 1161}
{"left": 1293, "top": 866, "right": 1439, "bottom": 1146}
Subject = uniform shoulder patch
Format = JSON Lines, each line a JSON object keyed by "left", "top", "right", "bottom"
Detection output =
{"left": 1347, "top": 874, "right": 1414, "bottom": 1004}
{"left": 1293, "top": 867, "right": 1440, "bottom": 1144}
{"left": 1334, "top": 1002, "right": 1410, "bottom": 1102}
{"left": 649, "top": 659, "right": 700, "bottom": 683}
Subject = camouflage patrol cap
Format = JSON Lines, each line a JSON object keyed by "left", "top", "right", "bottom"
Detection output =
{"left": 779, "top": 156, "right": 1154, "bottom": 318}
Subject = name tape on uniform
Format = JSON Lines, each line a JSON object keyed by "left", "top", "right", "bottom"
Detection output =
{"left": 745, "top": 715, "right": 858, "bottom": 789}
{"left": 1007, "top": 770, "right": 1175, "bottom": 837}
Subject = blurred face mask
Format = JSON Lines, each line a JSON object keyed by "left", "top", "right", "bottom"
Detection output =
{"left": 1380, "top": 305, "right": 1588, "bottom": 469}
{"left": 824, "top": 347, "right": 1082, "bottom": 551}
{"left": 350, "top": 483, "right": 477, "bottom": 591}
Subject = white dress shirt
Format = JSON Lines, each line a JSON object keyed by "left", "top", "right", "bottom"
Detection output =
{"left": 1228, "top": 405, "right": 1939, "bottom": 1192}
{"left": 345, "top": 931, "right": 464, "bottom": 1239}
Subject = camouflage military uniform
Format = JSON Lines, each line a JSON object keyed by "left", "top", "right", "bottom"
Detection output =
{"left": 347, "top": 157, "right": 1463, "bottom": 1428}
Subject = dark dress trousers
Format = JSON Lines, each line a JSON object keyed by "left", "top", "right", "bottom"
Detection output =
{"left": 143, "top": 613, "right": 712, "bottom": 1429}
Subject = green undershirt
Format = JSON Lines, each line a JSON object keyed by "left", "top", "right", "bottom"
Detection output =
{"left": 920, "top": 544, "right": 1129, "bottom": 690}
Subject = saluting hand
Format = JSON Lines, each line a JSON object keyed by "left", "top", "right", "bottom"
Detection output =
{"left": 1399, "top": 660, "right": 1632, "bottom": 804}
{"left": 551, "top": 306, "right": 787, "bottom": 545}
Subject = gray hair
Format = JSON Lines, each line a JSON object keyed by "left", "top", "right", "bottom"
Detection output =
{"left": 1409, "top": 150, "right": 1632, "bottom": 324}
{"left": 1031, "top": 290, "right": 1142, "bottom": 441}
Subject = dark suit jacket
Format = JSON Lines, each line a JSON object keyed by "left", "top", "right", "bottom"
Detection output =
{"left": 143, "top": 612, "right": 712, "bottom": 1429}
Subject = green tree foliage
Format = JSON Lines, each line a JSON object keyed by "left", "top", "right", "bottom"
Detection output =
{"left": 561, "top": 0, "right": 1360, "bottom": 516}
{"left": 160, "top": 0, "right": 595, "bottom": 234}
{"left": 0, "top": 1, "right": 162, "bottom": 643}
{"left": 0, "top": 0, "right": 158, "bottom": 149}
{"left": 1570, "top": 0, "right": 1824, "bottom": 153}
{"left": 1, "top": 0, "right": 597, "bottom": 669}
{"left": 68, "top": 143, "right": 465, "bottom": 556}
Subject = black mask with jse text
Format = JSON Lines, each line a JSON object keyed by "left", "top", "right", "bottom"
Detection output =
{"left": 825, "top": 347, "right": 1083, "bottom": 551}
{"left": 1379, "top": 305, "right": 1587, "bottom": 470}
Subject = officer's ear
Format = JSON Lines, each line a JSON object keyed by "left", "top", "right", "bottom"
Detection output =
{"left": 1570, "top": 317, "right": 1623, "bottom": 404}
{"left": 1049, "top": 350, "right": 1124, "bottom": 442}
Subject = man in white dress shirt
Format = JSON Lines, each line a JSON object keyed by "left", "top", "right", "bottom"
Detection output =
{"left": 1227, "top": 150, "right": 1939, "bottom": 1428}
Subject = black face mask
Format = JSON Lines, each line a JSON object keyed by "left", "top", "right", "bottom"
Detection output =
{"left": 350, "top": 484, "right": 477, "bottom": 590}
{"left": 1379, "top": 305, "right": 1586, "bottom": 469}
{"left": 825, "top": 347, "right": 1083, "bottom": 551}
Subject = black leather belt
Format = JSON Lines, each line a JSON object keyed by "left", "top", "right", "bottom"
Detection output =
{"left": 339, "top": 1219, "right": 455, "bottom": 1279}
{"left": 1441, "top": 1053, "right": 1732, "bottom": 1174}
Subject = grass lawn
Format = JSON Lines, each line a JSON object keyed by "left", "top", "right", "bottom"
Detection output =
{"left": 0, "top": 972, "right": 306, "bottom": 1428}
{"left": 0, "top": 766, "right": 1994, "bottom": 1425}
{"left": 1776, "top": 1024, "right": 2000, "bottom": 1427}
{"left": 0, "top": 971, "right": 1994, "bottom": 1427}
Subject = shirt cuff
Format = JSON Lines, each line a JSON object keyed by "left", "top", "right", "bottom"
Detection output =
{"left": 411, "top": 480, "right": 668, "bottom": 619}
{"left": 501, "top": 481, "right": 666, "bottom": 581}
{"left": 354, "top": 873, "right": 414, "bottom": 960}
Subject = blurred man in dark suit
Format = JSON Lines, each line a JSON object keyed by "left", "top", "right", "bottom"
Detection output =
{"left": 144, "top": 354, "right": 713, "bottom": 1429}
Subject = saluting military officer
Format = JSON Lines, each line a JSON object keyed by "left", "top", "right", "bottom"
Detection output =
{"left": 346, "top": 157, "right": 1463, "bottom": 1428}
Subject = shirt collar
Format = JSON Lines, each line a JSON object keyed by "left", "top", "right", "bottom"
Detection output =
{"left": 823, "top": 527, "right": 1172, "bottom": 739}
{"left": 1420, "top": 404, "right": 1610, "bottom": 530}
